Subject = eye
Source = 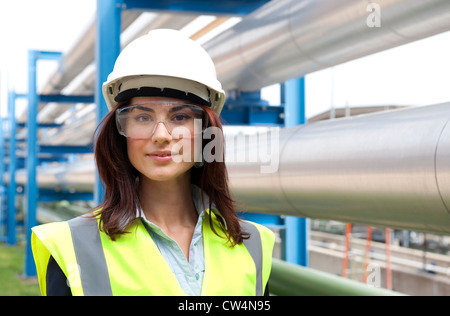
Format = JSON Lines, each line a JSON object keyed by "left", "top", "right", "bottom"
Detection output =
{"left": 171, "top": 113, "right": 191, "bottom": 123}
{"left": 134, "top": 113, "right": 153, "bottom": 123}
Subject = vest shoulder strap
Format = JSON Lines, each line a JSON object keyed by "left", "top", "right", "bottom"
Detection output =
{"left": 239, "top": 220, "right": 264, "bottom": 295}
{"left": 67, "top": 216, "right": 113, "bottom": 296}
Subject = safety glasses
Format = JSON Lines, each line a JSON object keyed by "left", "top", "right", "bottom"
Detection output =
{"left": 115, "top": 102, "right": 206, "bottom": 140}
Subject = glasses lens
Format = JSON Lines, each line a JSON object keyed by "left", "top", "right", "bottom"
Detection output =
{"left": 116, "top": 102, "right": 205, "bottom": 139}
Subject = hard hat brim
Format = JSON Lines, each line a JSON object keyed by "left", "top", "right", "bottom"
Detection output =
{"left": 103, "top": 75, "right": 225, "bottom": 114}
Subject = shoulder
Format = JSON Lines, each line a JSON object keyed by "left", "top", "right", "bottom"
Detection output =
{"left": 32, "top": 215, "right": 98, "bottom": 238}
{"left": 32, "top": 216, "right": 100, "bottom": 264}
{"left": 240, "top": 220, "right": 275, "bottom": 247}
{"left": 32, "top": 221, "right": 70, "bottom": 242}
{"left": 32, "top": 215, "right": 100, "bottom": 252}
{"left": 32, "top": 220, "right": 76, "bottom": 264}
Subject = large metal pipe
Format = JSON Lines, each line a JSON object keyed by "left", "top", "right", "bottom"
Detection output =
{"left": 8, "top": 103, "right": 450, "bottom": 235}
{"left": 10, "top": 159, "right": 95, "bottom": 193}
{"left": 269, "top": 258, "right": 404, "bottom": 296}
{"left": 204, "top": 0, "right": 450, "bottom": 92}
{"left": 227, "top": 102, "right": 450, "bottom": 235}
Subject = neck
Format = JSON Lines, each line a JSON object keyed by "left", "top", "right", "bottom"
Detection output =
{"left": 138, "top": 173, "right": 197, "bottom": 229}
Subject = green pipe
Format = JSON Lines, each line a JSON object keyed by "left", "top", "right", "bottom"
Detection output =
{"left": 269, "top": 259, "right": 406, "bottom": 296}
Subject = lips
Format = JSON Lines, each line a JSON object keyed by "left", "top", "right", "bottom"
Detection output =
{"left": 150, "top": 151, "right": 172, "bottom": 157}
{"left": 148, "top": 150, "right": 178, "bottom": 162}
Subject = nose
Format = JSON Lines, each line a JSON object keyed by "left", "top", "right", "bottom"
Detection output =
{"left": 151, "top": 121, "right": 172, "bottom": 144}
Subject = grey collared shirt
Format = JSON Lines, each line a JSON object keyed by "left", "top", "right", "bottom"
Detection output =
{"left": 138, "top": 185, "right": 220, "bottom": 296}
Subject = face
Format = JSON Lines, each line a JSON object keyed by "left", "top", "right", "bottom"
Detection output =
{"left": 122, "top": 96, "right": 203, "bottom": 183}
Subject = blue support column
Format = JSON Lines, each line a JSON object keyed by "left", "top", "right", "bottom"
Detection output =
{"left": 0, "top": 118, "right": 5, "bottom": 241}
{"left": 283, "top": 77, "right": 309, "bottom": 267}
{"left": 284, "top": 78, "right": 306, "bottom": 126}
{"left": 24, "top": 50, "right": 62, "bottom": 277}
{"left": 25, "top": 50, "right": 39, "bottom": 276}
{"left": 95, "top": 0, "right": 122, "bottom": 205}
{"left": 7, "top": 91, "right": 17, "bottom": 245}
{"left": 0, "top": 121, "right": 4, "bottom": 186}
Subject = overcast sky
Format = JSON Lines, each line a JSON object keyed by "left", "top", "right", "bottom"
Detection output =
{"left": 0, "top": 0, "right": 95, "bottom": 88}
{"left": 0, "top": 0, "right": 95, "bottom": 116}
{"left": 1, "top": 0, "right": 449, "bottom": 120}
{"left": 304, "top": 30, "right": 450, "bottom": 118}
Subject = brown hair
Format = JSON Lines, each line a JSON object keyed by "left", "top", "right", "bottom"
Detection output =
{"left": 93, "top": 102, "right": 248, "bottom": 245}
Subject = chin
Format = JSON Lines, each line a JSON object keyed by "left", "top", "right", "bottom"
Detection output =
{"left": 139, "top": 164, "right": 194, "bottom": 182}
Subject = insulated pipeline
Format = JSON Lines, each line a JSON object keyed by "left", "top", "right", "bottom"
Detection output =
{"left": 204, "top": 0, "right": 450, "bottom": 92}
{"left": 227, "top": 103, "right": 450, "bottom": 235}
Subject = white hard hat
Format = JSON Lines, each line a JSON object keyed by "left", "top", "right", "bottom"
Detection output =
{"left": 102, "top": 29, "right": 225, "bottom": 114}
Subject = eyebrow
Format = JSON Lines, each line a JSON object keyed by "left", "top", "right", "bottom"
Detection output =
{"left": 131, "top": 105, "right": 154, "bottom": 112}
{"left": 169, "top": 105, "right": 193, "bottom": 112}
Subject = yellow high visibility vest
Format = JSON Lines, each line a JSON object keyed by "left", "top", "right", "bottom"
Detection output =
{"left": 31, "top": 211, "right": 274, "bottom": 296}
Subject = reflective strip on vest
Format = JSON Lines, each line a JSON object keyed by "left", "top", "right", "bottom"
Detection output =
{"left": 67, "top": 216, "right": 264, "bottom": 296}
{"left": 240, "top": 221, "right": 263, "bottom": 296}
{"left": 68, "top": 217, "right": 113, "bottom": 296}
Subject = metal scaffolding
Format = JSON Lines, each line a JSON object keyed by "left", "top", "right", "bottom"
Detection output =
{"left": 1, "top": 0, "right": 450, "bottom": 295}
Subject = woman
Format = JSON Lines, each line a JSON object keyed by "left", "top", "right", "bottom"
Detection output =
{"left": 31, "top": 29, "right": 274, "bottom": 296}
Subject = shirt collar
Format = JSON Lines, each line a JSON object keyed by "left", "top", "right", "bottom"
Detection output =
{"left": 190, "top": 185, "right": 227, "bottom": 229}
{"left": 136, "top": 184, "right": 226, "bottom": 228}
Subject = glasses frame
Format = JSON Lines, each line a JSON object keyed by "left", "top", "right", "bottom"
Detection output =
{"left": 115, "top": 102, "right": 207, "bottom": 140}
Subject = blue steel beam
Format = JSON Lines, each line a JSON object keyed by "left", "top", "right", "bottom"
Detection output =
{"left": 123, "top": 0, "right": 270, "bottom": 15}
{"left": 38, "top": 94, "right": 94, "bottom": 104}
{"left": 7, "top": 91, "right": 17, "bottom": 246}
{"left": 16, "top": 156, "right": 69, "bottom": 165}
{"left": 25, "top": 50, "right": 39, "bottom": 276}
{"left": 283, "top": 77, "right": 308, "bottom": 267}
{"left": 24, "top": 50, "right": 63, "bottom": 277}
{"left": 95, "top": 0, "right": 122, "bottom": 205}
{"left": 5, "top": 138, "right": 25, "bottom": 143}
{"left": 34, "top": 51, "right": 62, "bottom": 61}
{"left": 17, "top": 123, "right": 62, "bottom": 128}
{"left": 39, "top": 145, "right": 94, "bottom": 154}
{"left": 0, "top": 120, "right": 4, "bottom": 187}
{"left": 283, "top": 78, "right": 306, "bottom": 126}
{"left": 0, "top": 118, "right": 5, "bottom": 242}
{"left": 15, "top": 93, "right": 27, "bottom": 99}
{"left": 39, "top": 190, "right": 93, "bottom": 203}
{"left": 238, "top": 213, "right": 284, "bottom": 228}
